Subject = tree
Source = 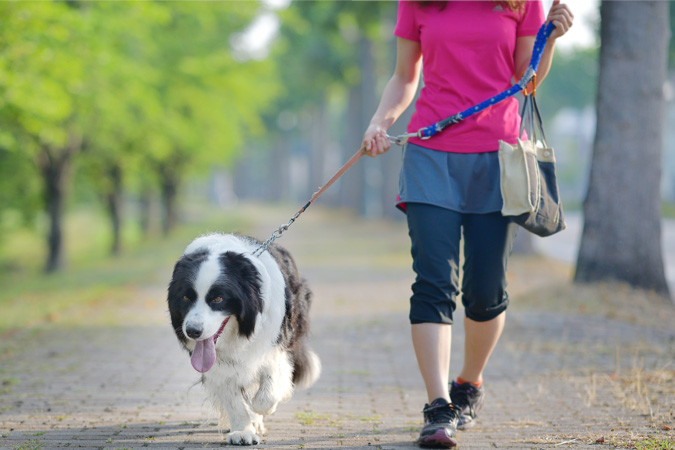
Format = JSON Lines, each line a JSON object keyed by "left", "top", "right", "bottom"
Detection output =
{"left": 575, "top": 1, "right": 670, "bottom": 297}
{"left": 0, "top": 2, "right": 92, "bottom": 272}
{"left": 252, "top": 2, "right": 398, "bottom": 214}
{"left": 140, "top": 3, "right": 279, "bottom": 234}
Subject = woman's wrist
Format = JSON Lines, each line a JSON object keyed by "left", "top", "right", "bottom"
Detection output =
{"left": 368, "top": 117, "right": 393, "bottom": 132}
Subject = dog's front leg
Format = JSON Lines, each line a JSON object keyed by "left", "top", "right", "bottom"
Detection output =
{"left": 214, "top": 384, "right": 260, "bottom": 446}
{"left": 251, "top": 354, "right": 294, "bottom": 416}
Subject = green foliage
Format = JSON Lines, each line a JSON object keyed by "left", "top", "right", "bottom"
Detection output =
{"left": 0, "top": 149, "right": 41, "bottom": 231}
{"left": 271, "top": 2, "right": 395, "bottom": 114}
{"left": 0, "top": 2, "right": 87, "bottom": 152}
{"left": 0, "top": 2, "right": 282, "bottom": 269}
{"left": 537, "top": 46, "right": 599, "bottom": 119}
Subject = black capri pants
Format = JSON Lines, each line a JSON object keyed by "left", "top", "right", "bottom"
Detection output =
{"left": 406, "top": 202, "right": 519, "bottom": 324}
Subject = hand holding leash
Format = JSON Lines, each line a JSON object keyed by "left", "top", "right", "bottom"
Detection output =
{"left": 362, "top": 123, "right": 391, "bottom": 158}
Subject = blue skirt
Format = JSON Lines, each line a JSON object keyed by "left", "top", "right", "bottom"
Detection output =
{"left": 397, "top": 142, "right": 503, "bottom": 214}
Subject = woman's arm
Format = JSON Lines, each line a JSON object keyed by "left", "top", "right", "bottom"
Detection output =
{"left": 514, "top": 0, "right": 574, "bottom": 87}
{"left": 362, "top": 37, "right": 423, "bottom": 158}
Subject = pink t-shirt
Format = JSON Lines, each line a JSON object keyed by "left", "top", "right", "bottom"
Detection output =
{"left": 394, "top": 1, "right": 545, "bottom": 153}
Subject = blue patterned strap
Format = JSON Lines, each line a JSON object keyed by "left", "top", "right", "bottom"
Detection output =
{"left": 408, "top": 21, "right": 555, "bottom": 142}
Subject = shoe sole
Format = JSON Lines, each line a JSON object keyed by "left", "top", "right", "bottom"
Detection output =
{"left": 456, "top": 417, "right": 476, "bottom": 430}
{"left": 417, "top": 429, "right": 458, "bottom": 448}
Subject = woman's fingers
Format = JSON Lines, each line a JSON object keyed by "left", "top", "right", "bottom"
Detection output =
{"left": 363, "top": 126, "right": 391, "bottom": 158}
{"left": 548, "top": 3, "right": 574, "bottom": 38}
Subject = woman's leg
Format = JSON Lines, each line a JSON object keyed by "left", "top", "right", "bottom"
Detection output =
{"left": 406, "top": 203, "right": 462, "bottom": 402}
{"left": 459, "top": 212, "right": 518, "bottom": 383}
{"left": 457, "top": 313, "right": 505, "bottom": 384}
{"left": 412, "top": 322, "right": 452, "bottom": 402}
{"left": 407, "top": 203, "right": 463, "bottom": 447}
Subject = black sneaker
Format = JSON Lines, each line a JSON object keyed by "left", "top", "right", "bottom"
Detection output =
{"left": 450, "top": 380, "right": 485, "bottom": 430}
{"left": 416, "top": 398, "right": 459, "bottom": 448}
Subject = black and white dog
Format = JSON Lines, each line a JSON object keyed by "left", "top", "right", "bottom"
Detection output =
{"left": 167, "top": 233, "right": 321, "bottom": 445}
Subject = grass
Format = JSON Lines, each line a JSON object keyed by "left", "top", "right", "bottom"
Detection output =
{"left": 635, "top": 438, "right": 675, "bottom": 450}
{"left": 511, "top": 265, "right": 675, "bottom": 330}
{"left": 295, "top": 411, "right": 343, "bottom": 427}
{"left": 12, "top": 440, "right": 44, "bottom": 450}
{"left": 0, "top": 198, "right": 251, "bottom": 334}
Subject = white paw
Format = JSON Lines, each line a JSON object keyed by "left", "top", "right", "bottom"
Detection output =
{"left": 252, "top": 416, "right": 266, "bottom": 436}
{"left": 225, "top": 430, "right": 260, "bottom": 446}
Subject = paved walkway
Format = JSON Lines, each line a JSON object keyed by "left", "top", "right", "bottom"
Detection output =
{"left": 1, "top": 205, "right": 674, "bottom": 449}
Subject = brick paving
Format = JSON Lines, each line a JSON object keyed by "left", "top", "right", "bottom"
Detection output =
{"left": 1, "top": 205, "right": 674, "bottom": 449}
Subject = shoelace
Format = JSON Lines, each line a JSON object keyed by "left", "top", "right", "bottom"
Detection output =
{"left": 423, "top": 402, "right": 458, "bottom": 424}
{"left": 451, "top": 384, "right": 478, "bottom": 414}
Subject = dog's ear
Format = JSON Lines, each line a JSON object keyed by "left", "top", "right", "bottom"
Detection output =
{"left": 169, "top": 249, "right": 209, "bottom": 288}
{"left": 220, "top": 252, "right": 263, "bottom": 338}
{"left": 168, "top": 249, "right": 209, "bottom": 344}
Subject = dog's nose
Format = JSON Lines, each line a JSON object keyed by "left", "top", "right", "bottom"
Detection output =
{"left": 185, "top": 325, "right": 203, "bottom": 339}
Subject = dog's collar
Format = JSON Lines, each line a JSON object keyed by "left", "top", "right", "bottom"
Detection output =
{"left": 214, "top": 317, "right": 230, "bottom": 344}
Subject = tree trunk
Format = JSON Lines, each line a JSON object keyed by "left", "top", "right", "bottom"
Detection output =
{"left": 339, "top": 35, "right": 379, "bottom": 215}
{"left": 308, "top": 98, "right": 328, "bottom": 201}
{"left": 159, "top": 165, "right": 180, "bottom": 236}
{"left": 106, "top": 164, "right": 123, "bottom": 256}
{"left": 268, "top": 137, "right": 290, "bottom": 202}
{"left": 359, "top": 36, "right": 382, "bottom": 218}
{"left": 36, "top": 133, "right": 81, "bottom": 273}
{"left": 139, "top": 188, "right": 152, "bottom": 237}
{"left": 575, "top": 1, "right": 670, "bottom": 297}
{"left": 41, "top": 157, "right": 68, "bottom": 273}
{"left": 339, "top": 84, "right": 366, "bottom": 211}
{"left": 37, "top": 144, "right": 78, "bottom": 273}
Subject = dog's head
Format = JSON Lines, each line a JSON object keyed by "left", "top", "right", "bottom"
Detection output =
{"left": 167, "top": 247, "right": 263, "bottom": 372}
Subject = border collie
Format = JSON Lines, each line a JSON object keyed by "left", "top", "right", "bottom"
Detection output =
{"left": 167, "top": 233, "right": 321, "bottom": 445}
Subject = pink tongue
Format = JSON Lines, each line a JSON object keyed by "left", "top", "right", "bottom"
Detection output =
{"left": 191, "top": 337, "right": 216, "bottom": 373}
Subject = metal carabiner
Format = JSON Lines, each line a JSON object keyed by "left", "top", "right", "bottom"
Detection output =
{"left": 387, "top": 133, "right": 417, "bottom": 146}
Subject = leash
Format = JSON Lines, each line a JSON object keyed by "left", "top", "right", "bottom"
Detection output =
{"left": 253, "top": 21, "right": 556, "bottom": 256}
{"left": 253, "top": 147, "right": 365, "bottom": 256}
{"left": 387, "top": 21, "right": 555, "bottom": 146}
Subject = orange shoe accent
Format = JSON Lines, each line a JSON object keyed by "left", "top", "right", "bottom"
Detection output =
{"left": 457, "top": 376, "right": 483, "bottom": 388}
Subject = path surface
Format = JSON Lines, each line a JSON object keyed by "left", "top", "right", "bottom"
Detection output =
{"left": 2, "top": 205, "right": 674, "bottom": 450}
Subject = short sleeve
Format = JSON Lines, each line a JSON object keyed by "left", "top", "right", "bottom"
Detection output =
{"left": 393, "top": 1, "right": 420, "bottom": 42}
{"left": 517, "top": 1, "right": 545, "bottom": 37}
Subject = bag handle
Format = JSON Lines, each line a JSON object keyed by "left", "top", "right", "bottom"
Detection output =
{"left": 519, "top": 93, "right": 548, "bottom": 147}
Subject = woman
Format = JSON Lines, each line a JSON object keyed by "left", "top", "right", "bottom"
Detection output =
{"left": 361, "top": 1, "right": 573, "bottom": 447}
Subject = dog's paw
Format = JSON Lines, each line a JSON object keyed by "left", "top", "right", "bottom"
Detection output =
{"left": 252, "top": 415, "right": 266, "bottom": 436}
{"left": 225, "top": 430, "right": 260, "bottom": 446}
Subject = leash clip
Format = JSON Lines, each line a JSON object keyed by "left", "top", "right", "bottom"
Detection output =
{"left": 387, "top": 133, "right": 417, "bottom": 146}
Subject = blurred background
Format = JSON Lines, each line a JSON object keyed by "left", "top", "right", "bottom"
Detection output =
{"left": 1, "top": 0, "right": 674, "bottom": 332}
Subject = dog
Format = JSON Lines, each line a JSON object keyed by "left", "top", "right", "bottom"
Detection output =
{"left": 167, "top": 233, "right": 321, "bottom": 445}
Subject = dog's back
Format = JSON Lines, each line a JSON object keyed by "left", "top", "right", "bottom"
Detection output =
{"left": 268, "top": 244, "right": 321, "bottom": 389}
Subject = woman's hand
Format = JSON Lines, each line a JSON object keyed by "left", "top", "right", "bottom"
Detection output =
{"left": 362, "top": 123, "right": 391, "bottom": 158}
{"left": 547, "top": 0, "right": 574, "bottom": 40}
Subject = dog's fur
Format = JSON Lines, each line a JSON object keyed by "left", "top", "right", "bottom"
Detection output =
{"left": 167, "top": 233, "right": 320, "bottom": 445}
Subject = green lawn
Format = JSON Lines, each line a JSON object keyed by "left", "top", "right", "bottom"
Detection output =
{"left": 0, "top": 201, "right": 251, "bottom": 333}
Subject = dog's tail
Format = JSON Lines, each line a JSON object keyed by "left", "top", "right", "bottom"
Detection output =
{"left": 292, "top": 343, "right": 321, "bottom": 390}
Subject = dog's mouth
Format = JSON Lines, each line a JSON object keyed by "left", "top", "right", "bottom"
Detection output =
{"left": 190, "top": 317, "right": 230, "bottom": 373}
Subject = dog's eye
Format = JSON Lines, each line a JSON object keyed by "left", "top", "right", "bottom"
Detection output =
{"left": 183, "top": 296, "right": 190, "bottom": 302}
{"left": 212, "top": 297, "right": 223, "bottom": 303}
